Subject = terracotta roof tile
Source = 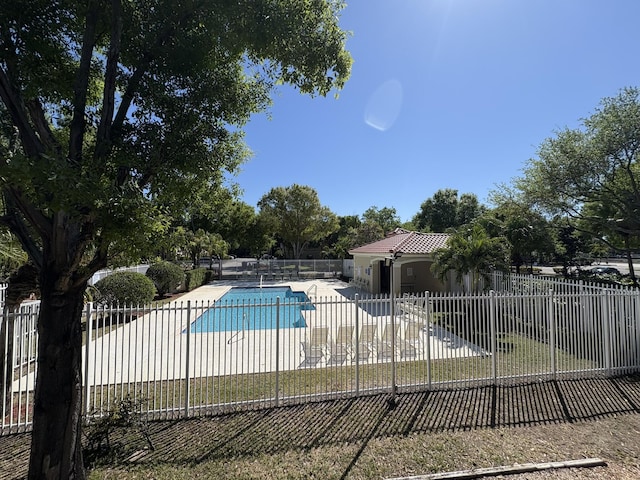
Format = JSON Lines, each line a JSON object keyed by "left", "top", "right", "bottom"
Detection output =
{"left": 349, "top": 229, "right": 450, "bottom": 255}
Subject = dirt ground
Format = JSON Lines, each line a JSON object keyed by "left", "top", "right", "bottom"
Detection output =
{"left": 2, "top": 375, "right": 640, "bottom": 479}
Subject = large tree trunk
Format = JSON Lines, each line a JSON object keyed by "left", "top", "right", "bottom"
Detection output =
{"left": 624, "top": 236, "right": 637, "bottom": 287}
{"left": 28, "top": 279, "right": 87, "bottom": 480}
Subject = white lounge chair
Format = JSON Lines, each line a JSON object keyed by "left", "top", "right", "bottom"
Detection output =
{"left": 329, "top": 325, "right": 354, "bottom": 365}
{"left": 356, "top": 324, "right": 377, "bottom": 362}
{"left": 377, "top": 322, "right": 400, "bottom": 361}
{"left": 299, "top": 326, "right": 330, "bottom": 367}
{"left": 401, "top": 322, "right": 425, "bottom": 359}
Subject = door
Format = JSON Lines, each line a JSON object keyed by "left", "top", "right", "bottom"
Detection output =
{"left": 380, "top": 260, "right": 390, "bottom": 294}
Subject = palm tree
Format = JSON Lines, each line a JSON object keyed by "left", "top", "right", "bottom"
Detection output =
{"left": 0, "top": 230, "right": 27, "bottom": 278}
{"left": 203, "top": 232, "right": 228, "bottom": 272}
{"left": 0, "top": 194, "right": 28, "bottom": 279}
{"left": 432, "top": 224, "right": 509, "bottom": 292}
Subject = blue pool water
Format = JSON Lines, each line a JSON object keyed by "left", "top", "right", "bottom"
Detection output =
{"left": 188, "top": 287, "right": 313, "bottom": 333}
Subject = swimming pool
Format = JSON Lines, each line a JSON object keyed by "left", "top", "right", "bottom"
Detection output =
{"left": 188, "top": 286, "right": 313, "bottom": 333}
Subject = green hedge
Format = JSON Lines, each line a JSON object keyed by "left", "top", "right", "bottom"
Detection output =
{"left": 184, "top": 268, "right": 217, "bottom": 291}
{"left": 94, "top": 272, "right": 156, "bottom": 306}
{"left": 510, "top": 266, "right": 542, "bottom": 274}
{"left": 146, "top": 261, "right": 184, "bottom": 297}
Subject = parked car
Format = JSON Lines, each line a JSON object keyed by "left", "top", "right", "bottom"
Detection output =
{"left": 589, "top": 266, "right": 621, "bottom": 275}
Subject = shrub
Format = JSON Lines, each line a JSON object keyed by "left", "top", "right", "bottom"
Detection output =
{"left": 204, "top": 269, "right": 217, "bottom": 283}
{"left": 184, "top": 268, "right": 217, "bottom": 291}
{"left": 145, "top": 261, "right": 184, "bottom": 297}
{"left": 184, "top": 268, "right": 206, "bottom": 291}
{"left": 94, "top": 272, "right": 156, "bottom": 306}
{"left": 84, "top": 394, "right": 154, "bottom": 467}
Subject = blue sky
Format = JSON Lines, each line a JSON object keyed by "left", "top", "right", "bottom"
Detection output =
{"left": 236, "top": 0, "right": 640, "bottom": 223}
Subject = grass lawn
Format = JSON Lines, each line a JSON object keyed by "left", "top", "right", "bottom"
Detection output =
{"left": 80, "top": 332, "right": 600, "bottom": 418}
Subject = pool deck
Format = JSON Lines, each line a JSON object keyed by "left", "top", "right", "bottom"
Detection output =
{"left": 12, "top": 279, "right": 484, "bottom": 392}
{"left": 175, "top": 277, "right": 352, "bottom": 303}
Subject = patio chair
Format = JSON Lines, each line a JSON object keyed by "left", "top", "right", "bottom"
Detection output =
{"left": 329, "top": 324, "right": 355, "bottom": 365}
{"left": 377, "top": 322, "right": 400, "bottom": 361}
{"left": 401, "top": 321, "right": 425, "bottom": 359}
{"left": 299, "top": 326, "right": 330, "bottom": 367}
{"left": 399, "top": 296, "right": 428, "bottom": 321}
{"left": 355, "top": 323, "right": 377, "bottom": 362}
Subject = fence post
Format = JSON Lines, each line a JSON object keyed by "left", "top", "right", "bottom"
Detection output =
{"left": 602, "top": 290, "right": 612, "bottom": 376}
{"left": 184, "top": 300, "right": 191, "bottom": 417}
{"left": 354, "top": 293, "right": 360, "bottom": 396}
{"left": 636, "top": 290, "right": 640, "bottom": 372}
{"left": 275, "top": 297, "right": 280, "bottom": 407}
{"left": 489, "top": 290, "right": 497, "bottom": 383}
{"left": 548, "top": 289, "right": 556, "bottom": 380}
{"left": 1, "top": 307, "right": 10, "bottom": 425}
{"left": 390, "top": 289, "right": 397, "bottom": 402}
{"left": 424, "top": 291, "right": 431, "bottom": 389}
{"left": 83, "top": 302, "right": 94, "bottom": 418}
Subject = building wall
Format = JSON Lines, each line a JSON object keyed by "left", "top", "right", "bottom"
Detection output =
{"left": 400, "top": 260, "right": 447, "bottom": 293}
{"left": 352, "top": 255, "right": 374, "bottom": 291}
{"left": 351, "top": 255, "right": 448, "bottom": 294}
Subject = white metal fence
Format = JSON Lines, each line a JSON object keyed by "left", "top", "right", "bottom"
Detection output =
{"left": 88, "top": 264, "right": 150, "bottom": 286}
{"left": 2, "top": 273, "right": 640, "bottom": 435}
{"left": 221, "top": 259, "right": 344, "bottom": 280}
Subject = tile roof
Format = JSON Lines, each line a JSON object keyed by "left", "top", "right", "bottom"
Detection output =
{"left": 349, "top": 228, "right": 451, "bottom": 256}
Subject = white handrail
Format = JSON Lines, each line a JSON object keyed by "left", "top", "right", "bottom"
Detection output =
{"left": 306, "top": 283, "right": 317, "bottom": 298}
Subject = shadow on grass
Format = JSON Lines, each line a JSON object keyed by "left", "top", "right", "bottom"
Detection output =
{"left": 113, "top": 375, "right": 640, "bottom": 463}
{"left": 2, "top": 374, "right": 640, "bottom": 478}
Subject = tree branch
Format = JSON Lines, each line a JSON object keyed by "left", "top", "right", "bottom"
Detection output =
{"left": 26, "top": 98, "right": 62, "bottom": 156}
{"left": 72, "top": 244, "right": 108, "bottom": 290}
{"left": 109, "top": 6, "right": 202, "bottom": 145}
{"left": 95, "top": 0, "right": 122, "bottom": 159}
{"left": 0, "top": 190, "right": 44, "bottom": 269}
{"left": 2, "top": 187, "right": 52, "bottom": 245}
{"left": 69, "top": 0, "right": 99, "bottom": 164}
{"left": 0, "top": 67, "right": 44, "bottom": 157}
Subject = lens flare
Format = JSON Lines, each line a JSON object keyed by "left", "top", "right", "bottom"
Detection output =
{"left": 364, "top": 79, "right": 403, "bottom": 131}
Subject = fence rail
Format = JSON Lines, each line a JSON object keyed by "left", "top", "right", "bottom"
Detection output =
{"left": 88, "top": 264, "right": 150, "bottom": 286}
{"left": 2, "top": 274, "right": 640, "bottom": 435}
{"left": 220, "top": 259, "right": 344, "bottom": 280}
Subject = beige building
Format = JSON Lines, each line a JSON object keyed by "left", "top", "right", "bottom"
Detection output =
{"left": 348, "top": 228, "right": 451, "bottom": 295}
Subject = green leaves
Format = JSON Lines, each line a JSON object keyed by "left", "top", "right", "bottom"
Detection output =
{"left": 413, "top": 189, "right": 486, "bottom": 233}
{"left": 362, "top": 206, "right": 401, "bottom": 235}
{"left": 0, "top": 0, "right": 351, "bottom": 277}
{"left": 519, "top": 87, "right": 640, "bottom": 260}
{"left": 258, "top": 184, "right": 338, "bottom": 258}
{"left": 431, "top": 224, "right": 509, "bottom": 293}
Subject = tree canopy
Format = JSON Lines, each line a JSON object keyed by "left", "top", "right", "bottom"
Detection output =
{"left": 431, "top": 224, "right": 509, "bottom": 293}
{"left": 517, "top": 87, "right": 640, "bottom": 282}
{"left": 258, "top": 184, "right": 339, "bottom": 259}
{"left": 482, "top": 197, "right": 554, "bottom": 273}
{"left": 362, "top": 206, "right": 401, "bottom": 234}
{"left": 0, "top": 1, "right": 351, "bottom": 477}
{"left": 412, "top": 189, "right": 485, "bottom": 232}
